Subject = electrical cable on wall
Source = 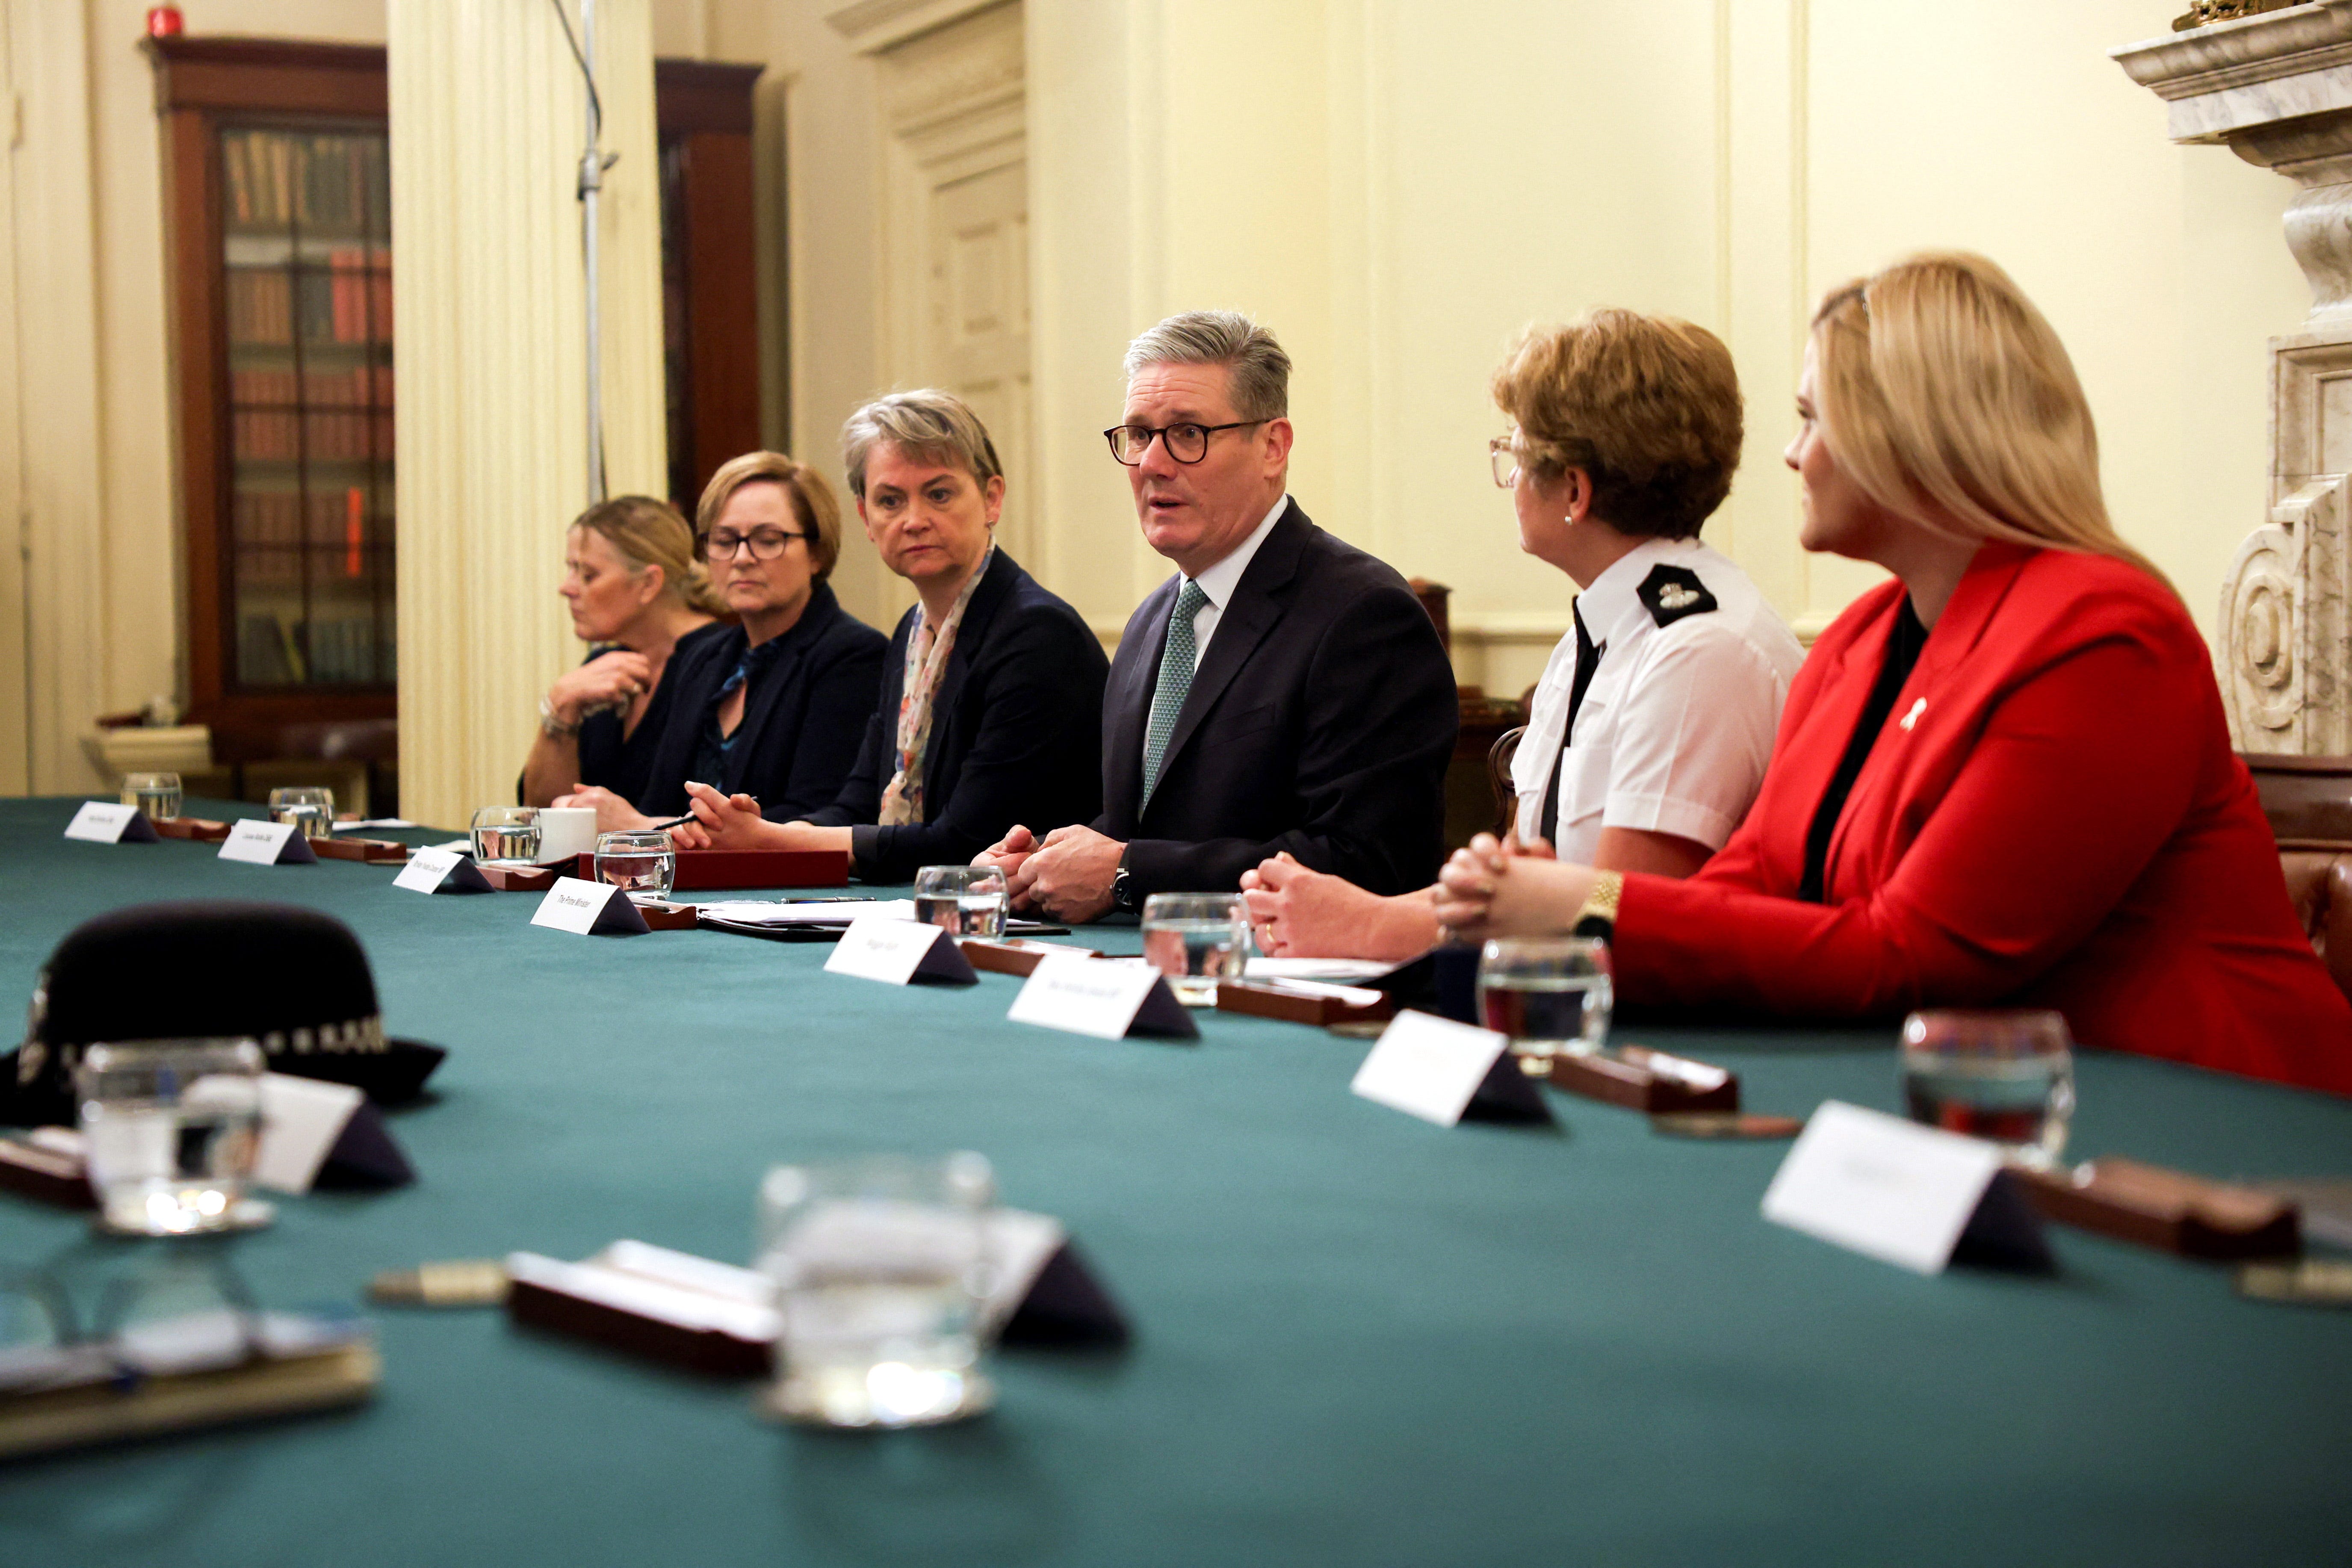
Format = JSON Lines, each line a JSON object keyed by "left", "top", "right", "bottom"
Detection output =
{"left": 549, "top": 0, "right": 617, "bottom": 505}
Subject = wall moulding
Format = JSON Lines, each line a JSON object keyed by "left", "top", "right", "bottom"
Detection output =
{"left": 827, "top": 0, "right": 1012, "bottom": 57}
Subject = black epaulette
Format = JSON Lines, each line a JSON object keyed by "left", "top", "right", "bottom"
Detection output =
{"left": 1637, "top": 564, "right": 1718, "bottom": 628}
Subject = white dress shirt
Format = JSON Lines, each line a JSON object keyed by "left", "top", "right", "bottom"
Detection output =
{"left": 1178, "top": 494, "right": 1290, "bottom": 667}
{"left": 1509, "top": 536, "right": 1805, "bottom": 863}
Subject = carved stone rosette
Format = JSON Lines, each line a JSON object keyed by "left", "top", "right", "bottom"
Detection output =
{"left": 2116, "top": 0, "right": 2352, "bottom": 752}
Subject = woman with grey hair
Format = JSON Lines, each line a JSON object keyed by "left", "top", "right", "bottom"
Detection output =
{"left": 674, "top": 389, "right": 1108, "bottom": 881}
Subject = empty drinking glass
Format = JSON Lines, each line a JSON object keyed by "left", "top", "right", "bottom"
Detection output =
{"left": 1140, "top": 892, "right": 1249, "bottom": 1004}
{"left": 1901, "top": 1010, "right": 2076, "bottom": 1169}
{"left": 120, "top": 772, "right": 182, "bottom": 822}
{"left": 76, "top": 1039, "right": 266, "bottom": 1236}
{"left": 913, "top": 865, "right": 1008, "bottom": 939}
{"left": 470, "top": 806, "right": 541, "bottom": 865}
{"left": 594, "top": 830, "right": 676, "bottom": 903}
{"left": 267, "top": 786, "right": 334, "bottom": 840}
{"left": 754, "top": 1152, "right": 996, "bottom": 1429}
{"left": 1478, "top": 936, "right": 1613, "bottom": 1071}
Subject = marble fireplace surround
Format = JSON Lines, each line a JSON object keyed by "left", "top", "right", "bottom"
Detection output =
{"left": 2117, "top": 1, "right": 2352, "bottom": 752}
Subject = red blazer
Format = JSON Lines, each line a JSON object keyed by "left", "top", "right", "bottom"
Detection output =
{"left": 1616, "top": 540, "right": 2352, "bottom": 1096}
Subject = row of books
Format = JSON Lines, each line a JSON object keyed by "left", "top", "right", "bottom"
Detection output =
{"left": 233, "top": 408, "right": 393, "bottom": 464}
{"left": 235, "top": 488, "right": 389, "bottom": 558}
{"left": 238, "top": 611, "right": 394, "bottom": 687}
{"left": 226, "top": 259, "right": 393, "bottom": 347}
{"left": 230, "top": 365, "right": 395, "bottom": 409}
{"left": 223, "top": 130, "right": 388, "bottom": 234}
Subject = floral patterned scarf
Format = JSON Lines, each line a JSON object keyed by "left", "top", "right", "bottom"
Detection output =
{"left": 879, "top": 546, "right": 994, "bottom": 825}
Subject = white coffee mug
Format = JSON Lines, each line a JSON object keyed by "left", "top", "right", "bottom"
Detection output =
{"left": 535, "top": 806, "right": 601, "bottom": 866}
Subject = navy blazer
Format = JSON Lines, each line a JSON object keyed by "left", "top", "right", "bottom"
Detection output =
{"left": 1097, "top": 499, "right": 1458, "bottom": 897}
{"left": 558, "top": 620, "right": 733, "bottom": 808}
{"left": 809, "top": 549, "right": 1108, "bottom": 883}
{"left": 637, "top": 581, "right": 888, "bottom": 822}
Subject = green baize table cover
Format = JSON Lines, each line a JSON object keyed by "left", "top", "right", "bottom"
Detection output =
{"left": 0, "top": 797, "right": 2345, "bottom": 1568}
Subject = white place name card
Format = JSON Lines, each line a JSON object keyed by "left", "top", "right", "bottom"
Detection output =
{"left": 1007, "top": 952, "right": 1198, "bottom": 1040}
{"left": 253, "top": 1073, "right": 366, "bottom": 1195}
{"left": 823, "top": 916, "right": 978, "bottom": 986}
{"left": 64, "top": 801, "right": 159, "bottom": 844}
{"left": 1350, "top": 1010, "right": 1549, "bottom": 1127}
{"left": 1761, "top": 1101, "right": 2045, "bottom": 1276}
{"left": 218, "top": 818, "right": 316, "bottom": 865}
{"left": 529, "top": 875, "right": 651, "bottom": 936}
{"left": 393, "top": 845, "right": 493, "bottom": 895}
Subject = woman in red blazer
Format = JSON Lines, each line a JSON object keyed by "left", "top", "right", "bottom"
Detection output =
{"left": 1436, "top": 252, "right": 2352, "bottom": 1096}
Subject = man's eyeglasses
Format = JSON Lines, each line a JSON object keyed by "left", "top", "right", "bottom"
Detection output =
{"left": 1103, "top": 420, "right": 1267, "bottom": 466}
{"left": 702, "top": 528, "right": 810, "bottom": 562}
{"left": 1489, "top": 437, "right": 1524, "bottom": 490}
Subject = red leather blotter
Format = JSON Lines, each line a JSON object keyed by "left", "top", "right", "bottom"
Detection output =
{"left": 0, "top": 1134, "right": 96, "bottom": 1211}
{"left": 960, "top": 938, "right": 1099, "bottom": 977}
{"left": 313, "top": 836, "right": 408, "bottom": 863}
{"left": 571, "top": 849, "right": 850, "bottom": 891}
{"left": 2014, "top": 1157, "right": 2302, "bottom": 1260}
{"left": 153, "top": 816, "right": 232, "bottom": 842}
{"left": 632, "top": 900, "right": 701, "bottom": 932}
{"left": 1215, "top": 979, "right": 1395, "bottom": 1028}
{"left": 1548, "top": 1045, "right": 1741, "bottom": 1113}
{"left": 477, "top": 863, "right": 558, "bottom": 892}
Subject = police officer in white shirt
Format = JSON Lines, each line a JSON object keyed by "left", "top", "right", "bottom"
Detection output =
{"left": 1244, "top": 307, "right": 1803, "bottom": 960}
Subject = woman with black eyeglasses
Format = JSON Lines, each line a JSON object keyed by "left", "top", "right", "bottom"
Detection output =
{"left": 555, "top": 452, "right": 886, "bottom": 833}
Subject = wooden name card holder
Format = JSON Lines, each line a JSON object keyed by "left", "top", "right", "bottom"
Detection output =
{"left": 2014, "top": 1157, "right": 2302, "bottom": 1260}
{"left": 504, "top": 1245, "right": 778, "bottom": 1378}
{"left": 477, "top": 863, "right": 559, "bottom": 893}
{"left": 632, "top": 900, "right": 701, "bottom": 932}
{"left": 313, "top": 836, "right": 408, "bottom": 864}
{"left": 153, "top": 816, "right": 232, "bottom": 842}
{"left": 0, "top": 1135, "right": 96, "bottom": 1211}
{"left": 1215, "top": 979, "right": 1395, "bottom": 1028}
{"left": 960, "top": 938, "right": 1099, "bottom": 977}
{"left": 1548, "top": 1045, "right": 1741, "bottom": 1114}
{"left": 571, "top": 848, "right": 850, "bottom": 892}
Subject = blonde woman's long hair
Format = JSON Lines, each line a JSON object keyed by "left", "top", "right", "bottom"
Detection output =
{"left": 1811, "top": 251, "right": 2169, "bottom": 588}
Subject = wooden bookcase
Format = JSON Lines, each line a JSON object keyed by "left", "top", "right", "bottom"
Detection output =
{"left": 147, "top": 39, "right": 765, "bottom": 772}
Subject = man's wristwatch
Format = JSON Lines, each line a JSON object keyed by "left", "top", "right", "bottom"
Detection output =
{"left": 1109, "top": 851, "right": 1140, "bottom": 914}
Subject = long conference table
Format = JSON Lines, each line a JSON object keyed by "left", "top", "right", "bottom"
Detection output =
{"left": 0, "top": 795, "right": 2346, "bottom": 1567}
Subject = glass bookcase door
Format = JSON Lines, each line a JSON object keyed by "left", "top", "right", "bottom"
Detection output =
{"left": 220, "top": 124, "right": 395, "bottom": 690}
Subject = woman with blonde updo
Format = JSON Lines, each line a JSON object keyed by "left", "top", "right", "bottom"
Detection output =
{"left": 522, "top": 495, "right": 729, "bottom": 810}
{"left": 1435, "top": 251, "right": 2352, "bottom": 1096}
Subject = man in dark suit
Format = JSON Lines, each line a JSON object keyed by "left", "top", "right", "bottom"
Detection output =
{"left": 980, "top": 311, "right": 1458, "bottom": 922}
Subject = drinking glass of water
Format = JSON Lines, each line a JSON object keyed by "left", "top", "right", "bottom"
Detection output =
{"left": 1140, "top": 892, "right": 1249, "bottom": 1004}
{"left": 470, "top": 806, "right": 541, "bottom": 865}
{"left": 913, "top": 865, "right": 1008, "bottom": 939}
{"left": 754, "top": 1151, "right": 997, "bottom": 1429}
{"left": 267, "top": 786, "right": 335, "bottom": 840}
{"left": 1901, "top": 1010, "right": 2075, "bottom": 1169}
{"left": 120, "top": 771, "right": 182, "bottom": 822}
{"left": 594, "top": 829, "right": 677, "bottom": 903}
{"left": 76, "top": 1038, "right": 267, "bottom": 1236}
{"left": 1478, "top": 936, "right": 1613, "bottom": 1071}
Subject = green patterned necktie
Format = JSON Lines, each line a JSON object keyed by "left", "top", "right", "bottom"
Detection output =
{"left": 1141, "top": 578, "right": 1209, "bottom": 807}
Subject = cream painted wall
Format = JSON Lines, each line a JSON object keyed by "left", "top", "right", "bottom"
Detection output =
{"left": 0, "top": 0, "right": 2319, "bottom": 797}
{"left": 991, "top": 2, "right": 2314, "bottom": 698}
